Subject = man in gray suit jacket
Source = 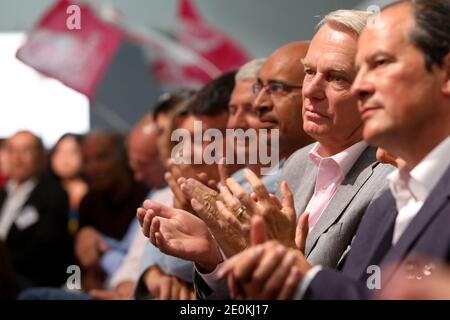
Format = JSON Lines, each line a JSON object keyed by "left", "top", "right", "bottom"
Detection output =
{"left": 280, "top": 143, "right": 393, "bottom": 269}
{"left": 190, "top": 10, "right": 394, "bottom": 298}
{"left": 219, "top": 0, "right": 450, "bottom": 300}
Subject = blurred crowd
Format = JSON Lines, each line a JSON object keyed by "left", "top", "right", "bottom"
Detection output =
{"left": 0, "top": 0, "right": 450, "bottom": 300}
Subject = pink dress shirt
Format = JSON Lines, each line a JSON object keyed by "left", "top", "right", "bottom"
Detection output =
{"left": 304, "top": 141, "right": 368, "bottom": 231}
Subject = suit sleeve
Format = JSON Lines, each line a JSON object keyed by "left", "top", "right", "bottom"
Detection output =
{"left": 303, "top": 268, "right": 371, "bottom": 300}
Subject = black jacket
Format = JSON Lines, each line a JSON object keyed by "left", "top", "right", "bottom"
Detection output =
{"left": 0, "top": 174, "right": 70, "bottom": 289}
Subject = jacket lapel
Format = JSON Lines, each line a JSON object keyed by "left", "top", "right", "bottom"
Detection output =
{"left": 293, "top": 159, "right": 316, "bottom": 216}
{"left": 354, "top": 196, "right": 397, "bottom": 279}
{"left": 305, "top": 147, "right": 378, "bottom": 257}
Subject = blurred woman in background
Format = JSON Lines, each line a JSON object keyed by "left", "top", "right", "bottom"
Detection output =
{"left": 49, "top": 133, "right": 88, "bottom": 235}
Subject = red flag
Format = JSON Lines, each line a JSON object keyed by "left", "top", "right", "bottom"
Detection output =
{"left": 151, "top": 0, "right": 251, "bottom": 88}
{"left": 178, "top": 0, "right": 250, "bottom": 73}
{"left": 16, "top": 0, "right": 123, "bottom": 100}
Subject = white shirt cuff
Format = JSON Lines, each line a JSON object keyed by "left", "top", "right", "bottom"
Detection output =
{"left": 194, "top": 260, "right": 226, "bottom": 292}
{"left": 294, "top": 265, "right": 323, "bottom": 300}
{"left": 194, "top": 245, "right": 227, "bottom": 292}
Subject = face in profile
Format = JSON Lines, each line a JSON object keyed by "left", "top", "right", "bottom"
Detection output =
{"left": 51, "top": 135, "right": 83, "bottom": 180}
{"left": 82, "top": 134, "right": 127, "bottom": 191}
{"left": 155, "top": 112, "right": 173, "bottom": 166}
{"left": 127, "top": 125, "right": 165, "bottom": 188}
{"left": 353, "top": 4, "right": 448, "bottom": 152}
{"left": 173, "top": 113, "right": 228, "bottom": 182}
{"left": 6, "top": 132, "right": 43, "bottom": 183}
{"left": 302, "top": 23, "right": 362, "bottom": 147}
{"left": 227, "top": 80, "right": 260, "bottom": 160}
{"left": 253, "top": 48, "right": 307, "bottom": 152}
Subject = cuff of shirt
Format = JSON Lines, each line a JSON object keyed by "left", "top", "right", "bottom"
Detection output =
{"left": 194, "top": 259, "right": 225, "bottom": 292}
{"left": 293, "top": 265, "right": 323, "bottom": 300}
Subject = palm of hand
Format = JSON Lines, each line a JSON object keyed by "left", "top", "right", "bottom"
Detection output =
{"left": 159, "top": 208, "right": 214, "bottom": 260}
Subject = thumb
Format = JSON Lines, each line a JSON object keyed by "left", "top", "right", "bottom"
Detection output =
{"left": 251, "top": 215, "right": 268, "bottom": 245}
{"left": 295, "top": 213, "right": 309, "bottom": 253}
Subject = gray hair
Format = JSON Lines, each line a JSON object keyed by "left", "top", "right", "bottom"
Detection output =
{"left": 317, "top": 9, "right": 372, "bottom": 35}
{"left": 235, "top": 58, "right": 266, "bottom": 82}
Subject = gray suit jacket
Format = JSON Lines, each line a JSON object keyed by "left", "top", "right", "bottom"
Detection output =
{"left": 278, "top": 143, "right": 394, "bottom": 268}
{"left": 195, "top": 143, "right": 393, "bottom": 299}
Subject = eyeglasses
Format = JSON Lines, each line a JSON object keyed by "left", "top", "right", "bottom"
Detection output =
{"left": 252, "top": 80, "right": 302, "bottom": 98}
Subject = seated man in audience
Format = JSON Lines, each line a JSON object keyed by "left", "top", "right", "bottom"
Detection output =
{"left": 19, "top": 94, "right": 192, "bottom": 300}
{"left": 218, "top": 0, "right": 450, "bottom": 300}
{"left": 0, "top": 131, "right": 70, "bottom": 292}
{"left": 138, "top": 41, "right": 325, "bottom": 298}
{"left": 134, "top": 72, "right": 235, "bottom": 300}
{"left": 76, "top": 131, "right": 149, "bottom": 290}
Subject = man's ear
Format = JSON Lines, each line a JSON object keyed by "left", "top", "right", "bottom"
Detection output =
{"left": 442, "top": 52, "right": 450, "bottom": 96}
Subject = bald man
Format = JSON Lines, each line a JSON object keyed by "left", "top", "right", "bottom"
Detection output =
{"left": 0, "top": 131, "right": 70, "bottom": 291}
{"left": 127, "top": 114, "right": 166, "bottom": 189}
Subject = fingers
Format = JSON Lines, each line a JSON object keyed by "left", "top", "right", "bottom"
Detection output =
{"left": 220, "top": 185, "right": 241, "bottom": 213}
{"left": 250, "top": 215, "right": 268, "bottom": 246}
{"left": 226, "top": 177, "right": 257, "bottom": 213}
{"left": 136, "top": 207, "right": 146, "bottom": 227}
{"left": 167, "top": 159, "right": 183, "bottom": 180}
{"left": 269, "top": 194, "right": 282, "bottom": 210}
{"left": 142, "top": 209, "right": 155, "bottom": 238}
{"left": 196, "top": 172, "right": 209, "bottom": 185}
{"left": 277, "top": 266, "right": 301, "bottom": 300}
{"left": 227, "top": 273, "right": 245, "bottom": 300}
{"left": 208, "top": 179, "right": 218, "bottom": 190}
{"left": 215, "top": 200, "right": 241, "bottom": 229}
{"left": 143, "top": 201, "right": 174, "bottom": 219}
{"left": 187, "top": 178, "right": 218, "bottom": 203}
{"left": 219, "top": 245, "right": 264, "bottom": 282}
{"left": 149, "top": 217, "right": 160, "bottom": 246}
{"left": 191, "top": 198, "right": 211, "bottom": 222}
{"left": 179, "top": 283, "right": 190, "bottom": 300}
{"left": 280, "top": 181, "right": 294, "bottom": 210}
{"left": 154, "top": 227, "right": 168, "bottom": 253}
{"left": 158, "top": 276, "right": 171, "bottom": 300}
{"left": 244, "top": 169, "right": 271, "bottom": 206}
{"left": 179, "top": 177, "right": 194, "bottom": 199}
{"left": 171, "top": 277, "right": 180, "bottom": 300}
{"left": 165, "top": 172, "right": 186, "bottom": 206}
{"left": 260, "top": 250, "right": 298, "bottom": 299}
{"left": 218, "top": 157, "right": 230, "bottom": 186}
{"left": 295, "top": 213, "right": 309, "bottom": 253}
{"left": 250, "top": 244, "right": 287, "bottom": 289}
{"left": 142, "top": 199, "right": 152, "bottom": 210}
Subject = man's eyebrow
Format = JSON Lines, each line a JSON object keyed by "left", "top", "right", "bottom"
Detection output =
{"left": 328, "top": 65, "right": 352, "bottom": 74}
{"left": 301, "top": 58, "right": 352, "bottom": 74}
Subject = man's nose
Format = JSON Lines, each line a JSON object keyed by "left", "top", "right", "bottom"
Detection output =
{"left": 351, "top": 69, "right": 374, "bottom": 103}
{"left": 302, "top": 76, "right": 326, "bottom": 100}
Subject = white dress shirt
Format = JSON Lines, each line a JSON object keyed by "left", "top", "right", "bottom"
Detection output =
{"left": 389, "top": 135, "right": 450, "bottom": 244}
{"left": 0, "top": 179, "right": 37, "bottom": 240}
{"left": 298, "top": 135, "right": 450, "bottom": 299}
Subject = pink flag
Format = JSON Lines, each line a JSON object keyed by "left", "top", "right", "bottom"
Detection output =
{"left": 152, "top": 0, "right": 251, "bottom": 88}
{"left": 16, "top": 0, "right": 123, "bottom": 100}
